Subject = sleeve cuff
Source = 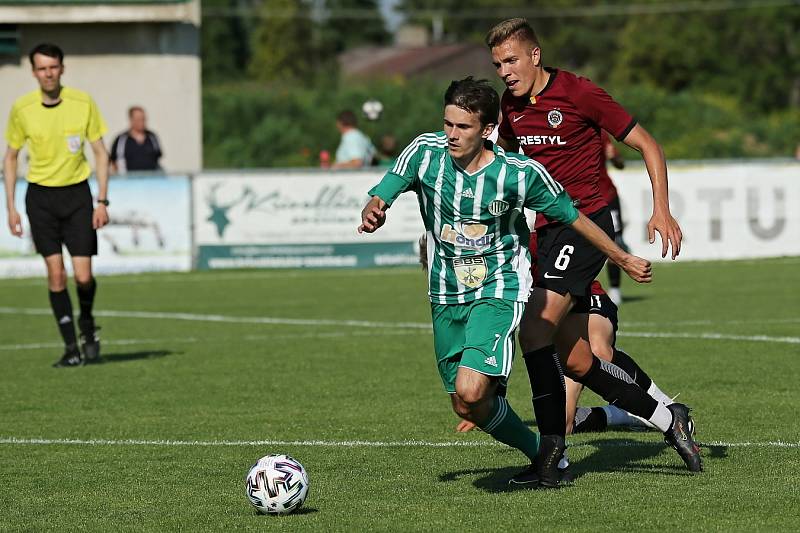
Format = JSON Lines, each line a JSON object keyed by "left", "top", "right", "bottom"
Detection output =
{"left": 368, "top": 172, "right": 409, "bottom": 207}
{"left": 614, "top": 118, "right": 637, "bottom": 142}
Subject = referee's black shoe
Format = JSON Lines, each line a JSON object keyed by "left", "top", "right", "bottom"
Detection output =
{"left": 663, "top": 403, "right": 703, "bottom": 472}
{"left": 79, "top": 319, "right": 102, "bottom": 364}
{"left": 53, "top": 345, "right": 82, "bottom": 368}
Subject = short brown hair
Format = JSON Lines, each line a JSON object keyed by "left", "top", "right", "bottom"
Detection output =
{"left": 485, "top": 18, "right": 540, "bottom": 49}
{"left": 444, "top": 77, "right": 499, "bottom": 128}
{"left": 336, "top": 110, "right": 357, "bottom": 127}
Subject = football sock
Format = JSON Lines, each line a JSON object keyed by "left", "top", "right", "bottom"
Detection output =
{"left": 607, "top": 262, "right": 621, "bottom": 288}
{"left": 76, "top": 277, "right": 97, "bottom": 322}
{"left": 523, "top": 345, "right": 567, "bottom": 438}
{"left": 573, "top": 406, "right": 608, "bottom": 433}
{"left": 49, "top": 289, "right": 77, "bottom": 348}
{"left": 602, "top": 405, "right": 655, "bottom": 429}
{"left": 479, "top": 396, "right": 540, "bottom": 462}
{"left": 612, "top": 349, "right": 673, "bottom": 405}
{"left": 611, "top": 348, "right": 652, "bottom": 390}
{"left": 575, "top": 356, "right": 665, "bottom": 427}
{"left": 647, "top": 382, "right": 673, "bottom": 406}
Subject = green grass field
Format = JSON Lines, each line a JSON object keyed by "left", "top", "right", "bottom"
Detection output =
{"left": 1, "top": 258, "right": 799, "bottom": 531}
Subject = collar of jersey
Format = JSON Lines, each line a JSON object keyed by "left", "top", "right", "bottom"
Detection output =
{"left": 451, "top": 143, "right": 498, "bottom": 177}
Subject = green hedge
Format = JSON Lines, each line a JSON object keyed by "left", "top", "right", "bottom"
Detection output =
{"left": 203, "top": 80, "right": 800, "bottom": 168}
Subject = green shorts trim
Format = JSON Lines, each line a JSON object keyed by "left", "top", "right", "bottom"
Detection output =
{"left": 430, "top": 298, "right": 525, "bottom": 394}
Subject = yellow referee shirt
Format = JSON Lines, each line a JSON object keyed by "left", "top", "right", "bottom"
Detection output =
{"left": 5, "top": 86, "right": 107, "bottom": 187}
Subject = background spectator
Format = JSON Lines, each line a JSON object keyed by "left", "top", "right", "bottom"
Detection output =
{"left": 332, "top": 110, "right": 375, "bottom": 169}
{"left": 110, "top": 106, "right": 162, "bottom": 173}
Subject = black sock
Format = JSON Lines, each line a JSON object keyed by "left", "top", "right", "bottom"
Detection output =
{"left": 76, "top": 277, "right": 97, "bottom": 322}
{"left": 523, "top": 345, "right": 566, "bottom": 438}
{"left": 576, "top": 356, "right": 658, "bottom": 420}
{"left": 607, "top": 263, "right": 621, "bottom": 288}
{"left": 49, "top": 289, "right": 77, "bottom": 348}
{"left": 573, "top": 407, "right": 608, "bottom": 433}
{"left": 611, "top": 348, "right": 653, "bottom": 391}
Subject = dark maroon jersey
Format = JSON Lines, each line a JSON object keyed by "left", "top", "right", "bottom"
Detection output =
{"left": 499, "top": 68, "right": 636, "bottom": 228}
{"left": 597, "top": 130, "right": 619, "bottom": 203}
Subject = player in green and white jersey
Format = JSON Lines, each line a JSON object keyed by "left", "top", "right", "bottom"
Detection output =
{"left": 358, "top": 77, "right": 651, "bottom": 484}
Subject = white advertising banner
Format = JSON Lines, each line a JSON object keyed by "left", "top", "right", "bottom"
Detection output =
{"left": 193, "top": 171, "right": 425, "bottom": 269}
{"left": 0, "top": 176, "right": 191, "bottom": 278}
{"left": 611, "top": 161, "right": 800, "bottom": 261}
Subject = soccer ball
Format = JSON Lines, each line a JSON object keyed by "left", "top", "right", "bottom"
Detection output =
{"left": 245, "top": 454, "right": 309, "bottom": 515}
{"left": 362, "top": 99, "right": 384, "bottom": 121}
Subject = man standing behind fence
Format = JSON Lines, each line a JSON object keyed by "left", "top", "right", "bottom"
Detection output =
{"left": 3, "top": 43, "right": 110, "bottom": 367}
{"left": 110, "top": 106, "right": 162, "bottom": 173}
{"left": 332, "top": 110, "right": 376, "bottom": 169}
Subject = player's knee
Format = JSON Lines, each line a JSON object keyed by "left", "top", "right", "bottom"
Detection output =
{"left": 565, "top": 356, "right": 593, "bottom": 380}
{"left": 48, "top": 268, "right": 67, "bottom": 291}
{"left": 590, "top": 340, "right": 613, "bottom": 362}
{"left": 74, "top": 272, "right": 93, "bottom": 287}
{"left": 454, "top": 383, "right": 485, "bottom": 408}
{"left": 451, "top": 397, "right": 472, "bottom": 420}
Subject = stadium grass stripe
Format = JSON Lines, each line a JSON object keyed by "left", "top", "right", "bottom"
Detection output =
{"left": 0, "top": 307, "right": 798, "bottom": 344}
{"left": 1, "top": 437, "right": 798, "bottom": 448}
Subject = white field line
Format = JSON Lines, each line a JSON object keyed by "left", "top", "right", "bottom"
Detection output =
{"left": 0, "top": 307, "right": 431, "bottom": 330}
{"left": 622, "top": 317, "right": 800, "bottom": 327}
{"left": 0, "top": 268, "right": 423, "bottom": 286}
{"left": 0, "top": 436, "right": 797, "bottom": 449}
{"left": 0, "top": 330, "right": 414, "bottom": 351}
{"left": 0, "top": 307, "right": 798, "bottom": 345}
{"left": 617, "top": 331, "right": 800, "bottom": 345}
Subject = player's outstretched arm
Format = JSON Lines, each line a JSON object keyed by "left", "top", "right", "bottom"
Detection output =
{"left": 3, "top": 147, "right": 22, "bottom": 237}
{"left": 622, "top": 124, "right": 682, "bottom": 260}
{"left": 357, "top": 195, "right": 388, "bottom": 234}
{"left": 570, "top": 212, "right": 652, "bottom": 283}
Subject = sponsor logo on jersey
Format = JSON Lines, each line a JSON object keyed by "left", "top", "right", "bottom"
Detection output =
{"left": 66, "top": 135, "right": 82, "bottom": 154}
{"left": 488, "top": 199, "right": 510, "bottom": 216}
{"left": 440, "top": 223, "right": 494, "bottom": 249}
{"left": 516, "top": 135, "right": 567, "bottom": 146}
{"left": 512, "top": 114, "right": 525, "bottom": 122}
{"left": 547, "top": 109, "right": 563, "bottom": 128}
{"left": 453, "top": 256, "right": 487, "bottom": 288}
{"left": 461, "top": 187, "right": 475, "bottom": 199}
{"left": 484, "top": 355, "right": 498, "bottom": 368}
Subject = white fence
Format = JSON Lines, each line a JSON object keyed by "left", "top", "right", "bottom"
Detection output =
{"left": 0, "top": 160, "right": 797, "bottom": 277}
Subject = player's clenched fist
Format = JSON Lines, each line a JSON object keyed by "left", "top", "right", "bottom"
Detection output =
{"left": 618, "top": 254, "right": 652, "bottom": 283}
{"left": 357, "top": 196, "right": 387, "bottom": 234}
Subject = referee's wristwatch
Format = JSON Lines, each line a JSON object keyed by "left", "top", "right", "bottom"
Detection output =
{"left": 97, "top": 198, "right": 110, "bottom": 206}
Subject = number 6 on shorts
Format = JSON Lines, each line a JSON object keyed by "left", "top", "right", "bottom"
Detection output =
{"left": 554, "top": 244, "right": 574, "bottom": 271}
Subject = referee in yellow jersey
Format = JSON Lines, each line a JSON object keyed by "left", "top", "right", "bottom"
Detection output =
{"left": 3, "top": 43, "right": 110, "bottom": 367}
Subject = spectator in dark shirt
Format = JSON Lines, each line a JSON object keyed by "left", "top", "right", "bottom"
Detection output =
{"left": 109, "top": 106, "right": 162, "bottom": 173}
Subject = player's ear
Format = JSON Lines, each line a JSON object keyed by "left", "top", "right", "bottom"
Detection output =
{"left": 530, "top": 46, "right": 541, "bottom": 67}
{"left": 481, "top": 123, "right": 496, "bottom": 139}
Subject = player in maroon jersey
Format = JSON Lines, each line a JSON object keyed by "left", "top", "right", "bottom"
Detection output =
{"left": 597, "top": 130, "right": 627, "bottom": 305}
{"left": 485, "top": 18, "right": 698, "bottom": 486}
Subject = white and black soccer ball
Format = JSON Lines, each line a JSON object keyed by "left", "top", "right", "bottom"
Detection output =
{"left": 362, "top": 99, "right": 384, "bottom": 121}
{"left": 245, "top": 454, "right": 309, "bottom": 515}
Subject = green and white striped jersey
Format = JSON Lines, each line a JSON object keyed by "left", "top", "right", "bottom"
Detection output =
{"left": 369, "top": 131, "right": 579, "bottom": 304}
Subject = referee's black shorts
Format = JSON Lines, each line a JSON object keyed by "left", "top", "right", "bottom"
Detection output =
{"left": 535, "top": 207, "right": 614, "bottom": 313}
{"left": 25, "top": 180, "right": 97, "bottom": 257}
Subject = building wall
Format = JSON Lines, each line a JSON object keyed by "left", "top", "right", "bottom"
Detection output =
{"left": 0, "top": 21, "right": 201, "bottom": 173}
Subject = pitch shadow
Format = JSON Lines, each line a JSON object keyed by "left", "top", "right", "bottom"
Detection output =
{"left": 101, "top": 349, "right": 175, "bottom": 363}
{"left": 439, "top": 436, "right": 697, "bottom": 493}
{"left": 253, "top": 507, "right": 319, "bottom": 516}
